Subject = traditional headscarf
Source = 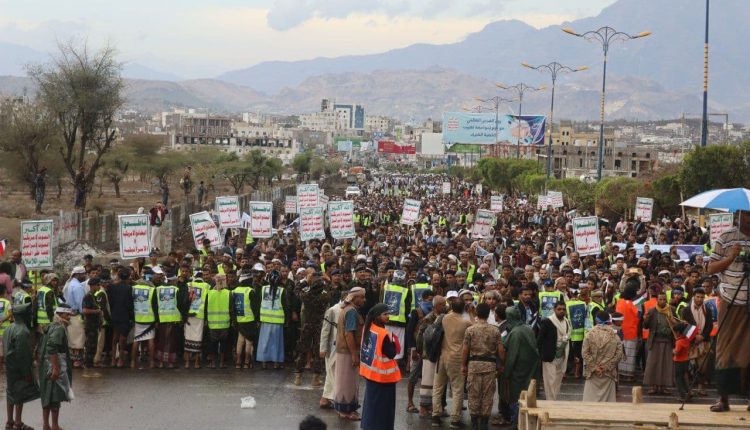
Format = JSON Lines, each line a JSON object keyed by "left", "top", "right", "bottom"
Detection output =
{"left": 505, "top": 306, "right": 524, "bottom": 331}
{"left": 345, "top": 286, "right": 366, "bottom": 303}
{"left": 362, "top": 303, "right": 390, "bottom": 349}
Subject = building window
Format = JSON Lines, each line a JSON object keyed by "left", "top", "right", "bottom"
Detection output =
{"left": 615, "top": 159, "right": 621, "bottom": 169}
{"left": 631, "top": 160, "right": 637, "bottom": 171}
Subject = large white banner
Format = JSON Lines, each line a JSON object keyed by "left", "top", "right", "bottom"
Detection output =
{"left": 297, "top": 184, "right": 320, "bottom": 209}
{"left": 572, "top": 216, "right": 601, "bottom": 256}
{"left": 285, "top": 195, "right": 297, "bottom": 214}
{"left": 189, "top": 211, "right": 221, "bottom": 249}
{"left": 634, "top": 197, "right": 654, "bottom": 222}
{"left": 401, "top": 199, "right": 421, "bottom": 225}
{"left": 300, "top": 206, "right": 325, "bottom": 241}
{"left": 490, "top": 195, "right": 504, "bottom": 212}
{"left": 537, "top": 194, "right": 551, "bottom": 209}
{"left": 21, "top": 220, "right": 54, "bottom": 269}
{"left": 250, "top": 201, "right": 274, "bottom": 238}
{"left": 708, "top": 213, "right": 734, "bottom": 244}
{"left": 472, "top": 209, "right": 495, "bottom": 239}
{"left": 215, "top": 196, "right": 241, "bottom": 229}
{"left": 328, "top": 201, "right": 356, "bottom": 239}
{"left": 118, "top": 214, "right": 151, "bottom": 259}
{"left": 548, "top": 191, "right": 564, "bottom": 209}
{"left": 442, "top": 182, "right": 451, "bottom": 194}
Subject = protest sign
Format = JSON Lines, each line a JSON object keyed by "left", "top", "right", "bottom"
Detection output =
{"left": 328, "top": 201, "right": 355, "bottom": 239}
{"left": 472, "top": 209, "right": 494, "bottom": 238}
{"left": 401, "top": 199, "right": 421, "bottom": 225}
{"left": 442, "top": 182, "right": 451, "bottom": 194}
{"left": 189, "top": 211, "right": 221, "bottom": 249}
{"left": 297, "top": 184, "right": 319, "bottom": 209}
{"left": 548, "top": 191, "right": 564, "bottom": 209}
{"left": 634, "top": 197, "right": 654, "bottom": 222}
{"left": 250, "top": 201, "right": 273, "bottom": 238}
{"left": 490, "top": 195, "right": 504, "bottom": 212}
{"left": 572, "top": 216, "right": 601, "bottom": 256}
{"left": 300, "top": 207, "right": 325, "bottom": 241}
{"left": 537, "top": 194, "right": 551, "bottom": 209}
{"left": 285, "top": 195, "right": 297, "bottom": 214}
{"left": 708, "top": 213, "right": 734, "bottom": 244}
{"left": 21, "top": 220, "right": 54, "bottom": 269}
{"left": 215, "top": 196, "right": 241, "bottom": 229}
{"left": 118, "top": 214, "right": 151, "bottom": 259}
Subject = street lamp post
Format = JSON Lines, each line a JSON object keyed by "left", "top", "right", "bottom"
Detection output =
{"left": 473, "top": 96, "right": 516, "bottom": 157}
{"left": 563, "top": 26, "right": 651, "bottom": 181}
{"left": 700, "top": 0, "right": 710, "bottom": 147}
{"left": 496, "top": 83, "right": 544, "bottom": 159}
{"left": 521, "top": 62, "right": 587, "bottom": 182}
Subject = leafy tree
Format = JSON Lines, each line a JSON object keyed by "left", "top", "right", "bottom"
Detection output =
{"left": 679, "top": 143, "right": 750, "bottom": 196}
{"left": 291, "top": 151, "right": 312, "bottom": 181}
{"left": 262, "top": 157, "right": 283, "bottom": 185}
{"left": 223, "top": 160, "right": 254, "bottom": 194}
{"left": 101, "top": 145, "right": 130, "bottom": 197}
{"left": 595, "top": 176, "right": 649, "bottom": 218}
{"left": 29, "top": 41, "right": 125, "bottom": 211}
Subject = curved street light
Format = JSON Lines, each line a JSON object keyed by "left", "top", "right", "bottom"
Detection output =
{"left": 563, "top": 26, "right": 651, "bottom": 181}
{"left": 496, "top": 83, "right": 544, "bottom": 159}
{"left": 521, "top": 62, "right": 587, "bottom": 182}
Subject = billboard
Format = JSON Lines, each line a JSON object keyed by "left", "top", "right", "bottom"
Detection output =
{"left": 378, "top": 140, "right": 416, "bottom": 154}
{"left": 442, "top": 112, "right": 546, "bottom": 145}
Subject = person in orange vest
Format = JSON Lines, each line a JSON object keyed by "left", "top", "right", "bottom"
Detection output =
{"left": 615, "top": 281, "right": 640, "bottom": 383}
{"left": 359, "top": 303, "right": 401, "bottom": 430}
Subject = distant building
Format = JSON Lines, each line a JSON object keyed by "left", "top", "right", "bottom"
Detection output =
{"left": 298, "top": 98, "right": 365, "bottom": 132}
{"left": 364, "top": 115, "right": 393, "bottom": 133}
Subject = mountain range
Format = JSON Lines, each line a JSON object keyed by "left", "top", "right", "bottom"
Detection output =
{"left": 0, "top": 0, "right": 747, "bottom": 122}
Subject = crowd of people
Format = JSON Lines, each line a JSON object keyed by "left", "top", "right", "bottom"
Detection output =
{"left": 2, "top": 173, "right": 749, "bottom": 430}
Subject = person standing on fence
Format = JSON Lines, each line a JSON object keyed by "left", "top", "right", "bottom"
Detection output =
{"left": 197, "top": 181, "right": 205, "bottom": 205}
{"left": 35, "top": 167, "right": 47, "bottom": 214}
{"left": 149, "top": 202, "right": 168, "bottom": 252}
{"left": 74, "top": 165, "right": 86, "bottom": 210}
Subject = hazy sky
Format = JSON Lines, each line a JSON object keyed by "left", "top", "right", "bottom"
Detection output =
{"left": 0, "top": 0, "right": 617, "bottom": 77}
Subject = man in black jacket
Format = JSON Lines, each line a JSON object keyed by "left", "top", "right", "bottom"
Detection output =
{"left": 679, "top": 287, "right": 712, "bottom": 395}
{"left": 538, "top": 301, "right": 570, "bottom": 400}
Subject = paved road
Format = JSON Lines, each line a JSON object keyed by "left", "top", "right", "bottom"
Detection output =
{"left": 0, "top": 367, "right": 733, "bottom": 430}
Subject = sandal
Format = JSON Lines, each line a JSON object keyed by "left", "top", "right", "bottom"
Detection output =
{"left": 710, "top": 401, "right": 729, "bottom": 412}
{"left": 406, "top": 405, "right": 419, "bottom": 413}
{"left": 340, "top": 413, "right": 360, "bottom": 421}
{"left": 235, "top": 364, "right": 242, "bottom": 369}
{"left": 13, "top": 423, "right": 34, "bottom": 430}
{"left": 647, "top": 388, "right": 658, "bottom": 395}
{"left": 5, "top": 422, "right": 13, "bottom": 430}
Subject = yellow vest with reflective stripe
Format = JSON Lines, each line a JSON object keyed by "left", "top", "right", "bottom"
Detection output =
{"left": 246, "top": 231, "right": 254, "bottom": 245}
{"left": 28, "top": 271, "right": 42, "bottom": 288}
{"left": 259, "top": 285, "right": 285, "bottom": 324}
{"left": 188, "top": 280, "right": 210, "bottom": 319}
{"left": 384, "top": 283, "right": 408, "bottom": 324}
{"left": 585, "top": 301, "right": 605, "bottom": 334}
{"left": 410, "top": 283, "right": 431, "bottom": 312}
{"left": 133, "top": 284, "right": 156, "bottom": 324}
{"left": 13, "top": 289, "right": 31, "bottom": 306}
{"left": 157, "top": 285, "right": 181, "bottom": 323}
{"left": 207, "top": 289, "right": 231, "bottom": 329}
{"left": 232, "top": 286, "right": 255, "bottom": 323}
{"left": 36, "top": 286, "right": 57, "bottom": 325}
{"left": 538, "top": 291, "right": 563, "bottom": 319}
{"left": 566, "top": 300, "right": 586, "bottom": 342}
{"left": 0, "top": 298, "right": 10, "bottom": 336}
{"left": 94, "top": 289, "right": 108, "bottom": 326}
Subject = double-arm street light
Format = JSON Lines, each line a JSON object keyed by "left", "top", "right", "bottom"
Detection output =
{"left": 562, "top": 26, "right": 651, "bottom": 181}
{"left": 496, "top": 83, "right": 544, "bottom": 159}
{"left": 473, "top": 95, "right": 517, "bottom": 148}
{"left": 521, "top": 62, "right": 587, "bottom": 181}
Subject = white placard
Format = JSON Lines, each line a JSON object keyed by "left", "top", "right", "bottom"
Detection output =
{"left": 285, "top": 195, "right": 297, "bottom": 214}
{"left": 442, "top": 182, "right": 451, "bottom": 194}
{"left": 572, "top": 216, "right": 601, "bottom": 256}
{"left": 297, "top": 184, "right": 320, "bottom": 209}
{"left": 189, "top": 211, "right": 221, "bottom": 249}
{"left": 215, "top": 196, "right": 241, "bottom": 229}
{"left": 472, "top": 209, "right": 495, "bottom": 239}
{"left": 328, "top": 201, "right": 356, "bottom": 239}
{"left": 537, "top": 194, "right": 551, "bottom": 209}
{"left": 401, "top": 198, "right": 421, "bottom": 225}
{"left": 250, "top": 201, "right": 274, "bottom": 238}
{"left": 118, "top": 214, "right": 151, "bottom": 259}
{"left": 708, "top": 213, "right": 734, "bottom": 244}
{"left": 21, "top": 220, "right": 54, "bottom": 269}
{"left": 634, "top": 197, "right": 654, "bottom": 222}
{"left": 490, "top": 195, "right": 504, "bottom": 212}
{"left": 476, "top": 184, "right": 483, "bottom": 195}
{"left": 548, "top": 191, "right": 564, "bottom": 209}
{"left": 300, "top": 206, "right": 325, "bottom": 241}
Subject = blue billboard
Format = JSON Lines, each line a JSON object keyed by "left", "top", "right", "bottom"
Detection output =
{"left": 442, "top": 112, "right": 546, "bottom": 145}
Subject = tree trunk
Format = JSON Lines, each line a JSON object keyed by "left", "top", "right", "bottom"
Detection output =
{"left": 114, "top": 180, "right": 121, "bottom": 198}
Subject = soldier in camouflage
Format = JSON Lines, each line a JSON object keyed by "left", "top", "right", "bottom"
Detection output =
{"left": 293, "top": 275, "right": 330, "bottom": 386}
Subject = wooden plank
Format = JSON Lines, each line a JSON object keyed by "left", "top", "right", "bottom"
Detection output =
{"left": 632, "top": 386, "right": 642, "bottom": 404}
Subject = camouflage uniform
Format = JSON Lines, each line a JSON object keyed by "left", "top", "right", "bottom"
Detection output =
{"left": 294, "top": 282, "right": 330, "bottom": 374}
{"left": 464, "top": 320, "right": 501, "bottom": 418}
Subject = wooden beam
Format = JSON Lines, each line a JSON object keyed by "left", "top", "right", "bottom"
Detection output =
{"left": 527, "top": 379, "right": 538, "bottom": 408}
{"left": 632, "top": 386, "right": 643, "bottom": 404}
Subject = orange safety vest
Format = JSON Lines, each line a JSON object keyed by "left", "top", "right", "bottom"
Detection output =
{"left": 359, "top": 324, "right": 401, "bottom": 383}
{"left": 641, "top": 298, "right": 658, "bottom": 340}
{"left": 616, "top": 299, "right": 638, "bottom": 341}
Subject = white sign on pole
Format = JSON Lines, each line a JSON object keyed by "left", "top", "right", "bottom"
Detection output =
{"left": 537, "top": 194, "right": 551, "bottom": 209}
{"left": 490, "top": 195, "right": 504, "bottom": 212}
{"left": 297, "top": 184, "right": 320, "bottom": 209}
{"left": 442, "top": 182, "right": 451, "bottom": 194}
{"left": 328, "top": 201, "right": 356, "bottom": 239}
{"left": 634, "top": 197, "right": 654, "bottom": 222}
{"left": 472, "top": 209, "right": 495, "bottom": 239}
{"left": 285, "top": 195, "right": 297, "bottom": 214}
{"left": 250, "top": 201, "right": 274, "bottom": 238}
{"left": 21, "top": 220, "right": 54, "bottom": 269}
{"left": 401, "top": 199, "right": 421, "bottom": 225}
{"left": 300, "top": 206, "right": 325, "bottom": 241}
{"left": 215, "top": 196, "right": 241, "bottom": 229}
{"left": 708, "top": 213, "right": 734, "bottom": 244}
{"left": 548, "top": 191, "right": 564, "bottom": 209}
{"left": 118, "top": 214, "right": 151, "bottom": 259}
{"left": 572, "top": 216, "right": 601, "bottom": 256}
{"left": 476, "top": 184, "right": 483, "bottom": 195}
{"left": 189, "top": 211, "right": 221, "bottom": 249}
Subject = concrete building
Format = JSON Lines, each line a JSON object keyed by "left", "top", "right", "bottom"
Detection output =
{"left": 298, "top": 98, "right": 365, "bottom": 132}
{"left": 364, "top": 115, "right": 393, "bottom": 133}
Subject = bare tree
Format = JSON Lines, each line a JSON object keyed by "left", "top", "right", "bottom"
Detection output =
{"left": 29, "top": 41, "right": 125, "bottom": 211}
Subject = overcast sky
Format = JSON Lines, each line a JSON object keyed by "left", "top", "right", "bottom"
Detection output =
{"left": 0, "top": 0, "right": 617, "bottom": 77}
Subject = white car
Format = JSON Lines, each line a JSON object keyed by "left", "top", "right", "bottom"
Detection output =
{"left": 345, "top": 186, "right": 361, "bottom": 198}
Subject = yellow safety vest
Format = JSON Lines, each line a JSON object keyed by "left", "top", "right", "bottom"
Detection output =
{"left": 566, "top": 300, "right": 586, "bottom": 342}
{"left": 13, "top": 289, "right": 31, "bottom": 306}
{"left": 538, "top": 291, "right": 563, "bottom": 319}
{"left": 259, "top": 285, "right": 285, "bottom": 324}
{"left": 232, "top": 286, "right": 255, "bottom": 323}
{"left": 156, "top": 285, "right": 181, "bottom": 323}
{"left": 133, "top": 284, "right": 156, "bottom": 324}
{"left": 585, "top": 301, "right": 605, "bottom": 334}
{"left": 207, "top": 289, "right": 231, "bottom": 329}
{"left": 188, "top": 280, "right": 210, "bottom": 319}
{"left": 0, "top": 298, "right": 10, "bottom": 336}
{"left": 94, "top": 289, "right": 109, "bottom": 327}
{"left": 410, "top": 283, "right": 431, "bottom": 312}
{"left": 36, "top": 286, "right": 57, "bottom": 325}
{"left": 383, "top": 283, "right": 408, "bottom": 324}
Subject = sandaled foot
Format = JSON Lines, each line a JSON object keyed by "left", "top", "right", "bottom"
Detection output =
{"left": 14, "top": 423, "right": 34, "bottom": 430}
{"left": 710, "top": 401, "right": 729, "bottom": 412}
{"left": 407, "top": 405, "right": 419, "bottom": 413}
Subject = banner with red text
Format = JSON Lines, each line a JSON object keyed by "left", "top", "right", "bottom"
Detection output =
{"left": 401, "top": 199, "right": 421, "bottom": 225}
{"left": 21, "top": 220, "right": 54, "bottom": 269}
{"left": 297, "top": 184, "right": 320, "bottom": 209}
{"left": 328, "top": 201, "right": 355, "bottom": 239}
{"left": 377, "top": 140, "right": 416, "bottom": 154}
{"left": 250, "top": 201, "right": 274, "bottom": 238}
{"left": 216, "top": 196, "right": 241, "bottom": 229}
{"left": 189, "top": 211, "right": 221, "bottom": 249}
{"left": 118, "top": 214, "right": 151, "bottom": 259}
{"left": 300, "top": 206, "right": 325, "bottom": 241}
{"left": 572, "top": 216, "right": 601, "bottom": 256}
